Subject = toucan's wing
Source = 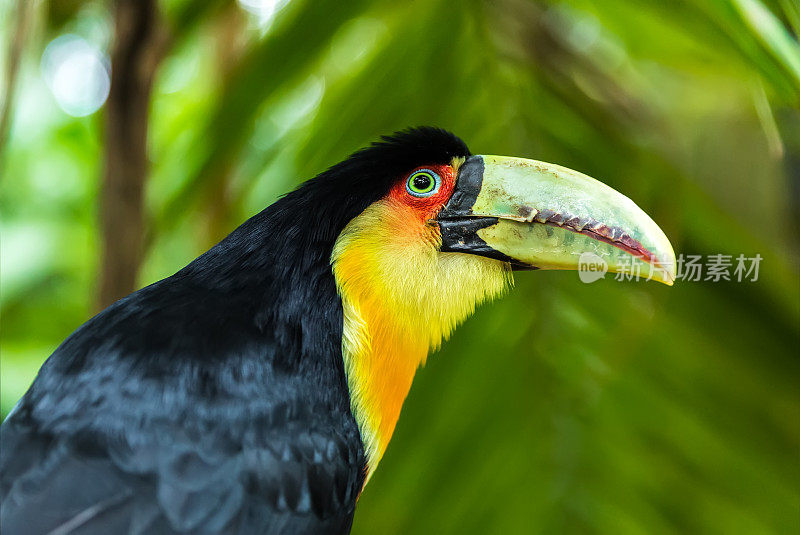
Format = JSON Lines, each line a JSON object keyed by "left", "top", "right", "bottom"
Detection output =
{"left": 0, "top": 398, "right": 363, "bottom": 535}
{"left": 0, "top": 272, "right": 364, "bottom": 535}
{"left": 1, "top": 392, "right": 362, "bottom": 535}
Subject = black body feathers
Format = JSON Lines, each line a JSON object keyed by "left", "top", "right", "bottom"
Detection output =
{"left": 0, "top": 127, "right": 470, "bottom": 534}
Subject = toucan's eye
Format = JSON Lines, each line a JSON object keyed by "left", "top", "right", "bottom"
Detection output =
{"left": 406, "top": 169, "right": 441, "bottom": 197}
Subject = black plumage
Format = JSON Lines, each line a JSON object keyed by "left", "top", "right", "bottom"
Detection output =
{"left": 0, "top": 128, "right": 471, "bottom": 534}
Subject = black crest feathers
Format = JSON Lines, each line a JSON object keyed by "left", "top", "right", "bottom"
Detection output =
{"left": 284, "top": 126, "right": 471, "bottom": 239}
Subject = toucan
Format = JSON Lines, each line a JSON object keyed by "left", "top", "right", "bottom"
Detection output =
{"left": 0, "top": 128, "right": 675, "bottom": 534}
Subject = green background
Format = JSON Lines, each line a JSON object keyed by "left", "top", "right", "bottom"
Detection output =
{"left": 1, "top": 0, "right": 798, "bottom": 533}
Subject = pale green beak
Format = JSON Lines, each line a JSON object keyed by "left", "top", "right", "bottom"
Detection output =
{"left": 437, "top": 155, "right": 676, "bottom": 285}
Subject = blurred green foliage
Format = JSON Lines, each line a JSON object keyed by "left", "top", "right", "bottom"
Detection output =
{"left": 1, "top": 0, "right": 798, "bottom": 533}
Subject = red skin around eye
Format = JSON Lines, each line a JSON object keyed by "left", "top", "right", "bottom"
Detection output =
{"left": 385, "top": 164, "right": 456, "bottom": 223}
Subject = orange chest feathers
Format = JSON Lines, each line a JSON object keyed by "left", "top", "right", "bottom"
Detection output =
{"left": 331, "top": 198, "right": 509, "bottom": 484}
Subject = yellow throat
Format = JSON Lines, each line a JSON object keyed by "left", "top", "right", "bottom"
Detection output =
{"left": 331, "top": 198, "right": 510, "bottom": 484}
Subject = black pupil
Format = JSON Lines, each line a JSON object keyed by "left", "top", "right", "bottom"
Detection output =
{"left": 413, "top": 173, "right": 432, "bottom": 191}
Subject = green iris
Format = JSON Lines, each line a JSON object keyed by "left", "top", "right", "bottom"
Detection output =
{"left": 406, "top": 169, "right": 440, "bottom": 197}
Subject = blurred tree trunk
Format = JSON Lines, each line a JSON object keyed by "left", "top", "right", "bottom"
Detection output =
{"left": 97, "top": 0, "right": 164, "bottom": 309}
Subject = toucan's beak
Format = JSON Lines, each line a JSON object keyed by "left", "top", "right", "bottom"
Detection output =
{"left": 437, "top": 155, "right": 676, "bottom": 285}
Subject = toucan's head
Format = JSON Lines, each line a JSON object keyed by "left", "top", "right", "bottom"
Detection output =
{"left": 292, "top": 127, "right": 675, "bottom": 480}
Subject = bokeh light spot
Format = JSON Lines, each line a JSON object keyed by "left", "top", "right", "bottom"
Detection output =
{"left": 41, "top": 34, "right": 110, "bottom": 117}
{"left": 237, "top": 0, "right": 290, "bottom": 27}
